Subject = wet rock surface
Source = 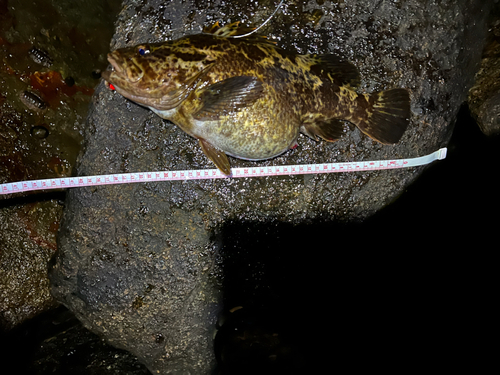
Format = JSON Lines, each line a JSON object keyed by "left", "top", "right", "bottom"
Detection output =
{"left": 0, "top": 197, "right": 61, "bottom": 330}
{"left": 468, "top": 3, "right": 500, "bottom": 136}
{"left": 0, "top": 0, "right": 120, "bottom": 330}
{"left": 0, "top": 306, "right": 150, "bottom": 374}
{"left": 49, "top": 0, "right": 491, "bottom": 374}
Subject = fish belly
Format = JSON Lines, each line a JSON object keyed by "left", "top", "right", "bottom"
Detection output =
{"left": 193, "top": 114, "right": 299, "bottom": 161}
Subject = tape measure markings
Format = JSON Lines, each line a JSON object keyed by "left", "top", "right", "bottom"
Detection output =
{"left": 1, "top": 148, "right": 447, "bottom": 196}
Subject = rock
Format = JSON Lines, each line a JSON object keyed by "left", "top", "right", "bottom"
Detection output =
{"left": 0, "top": 200, "right": 61, "bottom": 330}
{"left": 0, "top": 306, "right": 150, "bottom": 374}
{"left": 468, "top": 7, "right": 500, "bottom": 136}
{"left": 474, "top": 92, "right": 500, "bottom": 135}
{"left": 0, "top": 0, "right": 120, "bottom": 331}
{"left": 50, "top": 0, "right": 492, "bottom": 374}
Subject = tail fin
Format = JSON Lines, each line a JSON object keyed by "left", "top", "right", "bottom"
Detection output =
{"left": 355, "top": 88, "right": 410, "bottom": 144}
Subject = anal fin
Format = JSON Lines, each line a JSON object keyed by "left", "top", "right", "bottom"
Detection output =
{"left": 199, "top": 139, "right": 231, "bottom": 176}
{"left": 300, "top": 119, "right": 345, "bottom": 142}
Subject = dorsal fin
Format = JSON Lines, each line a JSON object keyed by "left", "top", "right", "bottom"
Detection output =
{"left": 309, "top": 54, "right": 361, "bottom": 88}
{"left": 203, "top": 0, "right": 284, "bottom": 43}
{"left": 203, "top": 21, "right": 275, "bottom": 44}
{"left": 203, "top": 21, "right": 255, "bottom": 37}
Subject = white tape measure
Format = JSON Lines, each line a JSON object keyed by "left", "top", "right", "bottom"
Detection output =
{"left": 1, "top": 148, "right": 447, "bottom": 196}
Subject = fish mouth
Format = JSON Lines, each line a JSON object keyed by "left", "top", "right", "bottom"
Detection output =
{"left": 101, "top": 53, "right": 121, "bottom": 83}
{"left": 100, "top": 69, "right": 112, "bottom": 82}
{"left": 106, "top": 52, "right": 124, "bottom": 75}
{"left": 102, "top": 51, "right": 143, "bottom": 83}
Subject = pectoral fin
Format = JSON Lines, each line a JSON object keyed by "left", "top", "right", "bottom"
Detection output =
{"left": 199, "top": 138, "right": 232, "bottom": 176}
{"left": 300, "top": 119, "right": 345, "bottom": 142}
{"left": 193, "top": 76, "right": 264, "bottom": 121}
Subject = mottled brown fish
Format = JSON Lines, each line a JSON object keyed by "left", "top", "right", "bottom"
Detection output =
{"left": 102, "top": 22, "right": 410, "bottom": 175}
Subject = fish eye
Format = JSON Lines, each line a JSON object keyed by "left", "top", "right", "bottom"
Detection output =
{"left": 138, "top": 46, "right": 150, "bottom": 56}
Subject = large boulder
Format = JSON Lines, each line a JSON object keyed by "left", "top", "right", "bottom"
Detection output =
{"left": 0, "top": 0, "right": 118, "bottom": 331}
{"left": 50, "top": 0, "right": 491, "bottom": 373}
{"left": 468, "top": 4, "right": 500, "bottom": 136}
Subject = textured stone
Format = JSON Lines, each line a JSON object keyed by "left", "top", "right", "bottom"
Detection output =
{"left": 0, "top": 200, "right": 61, "bottom": 330}
{"left": 0, "top": 306, "right": 150, "bottom": 374}
{"left": 468, "top": 6, "right": 500, "bottom": 136}
{"left": 0, "top": 0, "right": 120, "bottom": 331}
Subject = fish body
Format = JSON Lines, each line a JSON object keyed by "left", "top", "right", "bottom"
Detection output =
{"left": 102, "top": 23, "right": 410, "bottom": 175}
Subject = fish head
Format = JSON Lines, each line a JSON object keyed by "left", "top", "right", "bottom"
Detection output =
{"left": 102, "top": 42, "right": 211, "bottom": 110}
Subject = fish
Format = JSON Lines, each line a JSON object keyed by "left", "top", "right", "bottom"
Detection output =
{"left": 101, "top": 22, "right": 410, "bottom": 176}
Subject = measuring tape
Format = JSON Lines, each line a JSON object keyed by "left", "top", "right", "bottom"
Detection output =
{"left": 1, "top": 148, "right": 447, "bottom": 196}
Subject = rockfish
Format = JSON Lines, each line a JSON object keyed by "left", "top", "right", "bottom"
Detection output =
{"left": 102, "top": 22, "right": 410, "bottom": 175}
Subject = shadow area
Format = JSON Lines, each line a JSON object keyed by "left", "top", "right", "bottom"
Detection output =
{"left": 214, "top": 104, "right": 498, "bottom": 374}
{"left": 213, "top": 219, "right": 450, "bottom": 374}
